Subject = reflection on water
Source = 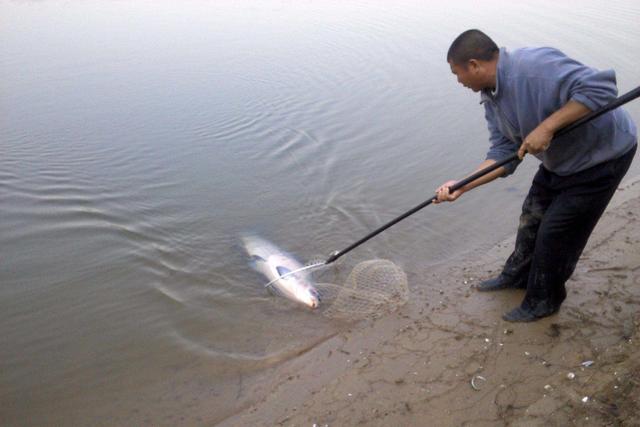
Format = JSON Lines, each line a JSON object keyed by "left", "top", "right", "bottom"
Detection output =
{"left": 1, "top": 0, "right": 639, "bottom": 424}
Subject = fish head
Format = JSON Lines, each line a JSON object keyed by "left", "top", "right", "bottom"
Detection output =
{"left": 290, "top": 285, "right": 320, "bottom": 309}
{"left": 273, "top": 260, "right": 321, "bottom": 309}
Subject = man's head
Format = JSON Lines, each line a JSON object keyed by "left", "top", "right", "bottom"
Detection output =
{"left": 447, "top": 29, "right": 499, "bottom": 92}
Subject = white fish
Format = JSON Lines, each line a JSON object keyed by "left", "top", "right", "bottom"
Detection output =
{"left": 241, "top": 234, "right": 320, "bottom": 309}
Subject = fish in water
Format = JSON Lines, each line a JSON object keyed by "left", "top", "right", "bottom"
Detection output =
{"left": 241, "top": 234, "right": 321, "bottom": 308}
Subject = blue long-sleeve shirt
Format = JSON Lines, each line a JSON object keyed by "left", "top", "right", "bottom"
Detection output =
{"left": 481, "top": 47, "right": 637, "bottom": 176}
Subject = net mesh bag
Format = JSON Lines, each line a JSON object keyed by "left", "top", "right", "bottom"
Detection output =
{"left": 316, "top": 259, "right": 408, "bottom": 321}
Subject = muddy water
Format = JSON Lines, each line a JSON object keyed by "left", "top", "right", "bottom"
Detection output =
{"left": 1, "top": 0, "right": 639, "bottom": 425}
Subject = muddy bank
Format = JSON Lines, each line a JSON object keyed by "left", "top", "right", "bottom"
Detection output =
{"left": 218, "top": 177, "right": 640, "bottom": 427}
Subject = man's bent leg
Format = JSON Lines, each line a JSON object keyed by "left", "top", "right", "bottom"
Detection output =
{"left": 483, "top": 167, "right": 554, "bottom": 291}
{"left": 505, "top": 146, "right": 636, "bottom": 322}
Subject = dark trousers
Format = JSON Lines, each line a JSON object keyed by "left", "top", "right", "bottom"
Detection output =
{"left": 502, "top": 144, "right": 636, "bottom": 315}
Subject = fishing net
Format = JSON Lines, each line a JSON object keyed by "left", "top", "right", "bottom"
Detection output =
{"left": 314, "top": 259, "right": 409, "bottom": 321}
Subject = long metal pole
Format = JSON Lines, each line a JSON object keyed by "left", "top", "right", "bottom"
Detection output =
{"left": 325, "top": 86, "right": 640, "bottom": 265}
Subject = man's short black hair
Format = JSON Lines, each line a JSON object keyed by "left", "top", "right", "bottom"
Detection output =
{"left": 447, "top": 29, "right": 499, "bottom": 65}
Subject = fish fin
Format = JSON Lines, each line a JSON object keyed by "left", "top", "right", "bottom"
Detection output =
{"left": 248, "top": 255, "right": 266, "bottom": 270}
{"left": 266, "top": 283, "right": 283, "bottom": 297}
{"left": 250, "top": 255, "right": 266, "bottom": 263}
{"left": 310, "top": 287, "right": 322, "bottom": 302}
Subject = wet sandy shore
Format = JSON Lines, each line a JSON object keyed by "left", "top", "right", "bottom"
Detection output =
{"left": 219, "top": 176, "right": 640, "bottom": 427}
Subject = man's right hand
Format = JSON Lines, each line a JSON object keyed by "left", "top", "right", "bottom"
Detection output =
{"left": 434, "top": 180, "right": 464, "bottom": 203}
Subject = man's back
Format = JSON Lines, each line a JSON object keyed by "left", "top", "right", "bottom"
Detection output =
{"left": 482, "top": 46, "right": 637, "bottom": 175}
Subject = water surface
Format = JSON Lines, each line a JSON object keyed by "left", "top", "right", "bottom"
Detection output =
{"left": 1, "top": 0, "right": 639, "bottom": 425}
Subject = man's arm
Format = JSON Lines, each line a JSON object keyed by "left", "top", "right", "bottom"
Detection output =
{"left": 436, "top": 100, "right": 591, "bottom": 203}
{"left": 517, "top": 100, "right": 591, "bottom": 159}
{"left": 434, "top": 159, "right": 506, "bottom": 203}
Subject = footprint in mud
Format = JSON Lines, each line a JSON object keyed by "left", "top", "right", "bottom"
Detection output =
{"left": 545, "top": 323, "right": 562, "bottom": 338}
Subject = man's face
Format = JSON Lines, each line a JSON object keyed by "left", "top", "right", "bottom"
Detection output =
{"left": 449, "top": 60, "right": 485, "bottom": 92}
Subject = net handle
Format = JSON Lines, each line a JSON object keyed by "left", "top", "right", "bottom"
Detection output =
{"left": 325, "top": 85, "right": 640, "bottom": 265}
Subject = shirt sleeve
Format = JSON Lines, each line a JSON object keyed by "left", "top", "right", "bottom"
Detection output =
{"left": 534, "top": 48, "right": 618, "bottom": 112}
{"left": 484, "top": 106, "right": 521, "bottom": 176}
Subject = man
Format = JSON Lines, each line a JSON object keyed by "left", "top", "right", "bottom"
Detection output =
{"left": 435, "top": 29, "right": 637, "bottom": 322}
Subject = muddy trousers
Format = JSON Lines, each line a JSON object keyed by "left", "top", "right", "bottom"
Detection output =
{"left": 501, "top": 144, "right": 637, "bottom": 316}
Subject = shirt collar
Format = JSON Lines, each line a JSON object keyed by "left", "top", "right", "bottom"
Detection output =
{"left": 480, "top": 47, "right": 507, "bottom": 104}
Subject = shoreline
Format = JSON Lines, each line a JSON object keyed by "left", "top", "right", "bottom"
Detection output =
{"left": 218, "top": 175, "right": 640, "bottom": 426}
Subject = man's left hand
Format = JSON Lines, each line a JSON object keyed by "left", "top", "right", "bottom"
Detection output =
{"left": 518, "top": 124, "right": 554, "bottom": 159}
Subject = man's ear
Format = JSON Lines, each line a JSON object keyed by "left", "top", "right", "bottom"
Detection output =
{"left": 468, "top": 59, "right": 480, "bottom": 72}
